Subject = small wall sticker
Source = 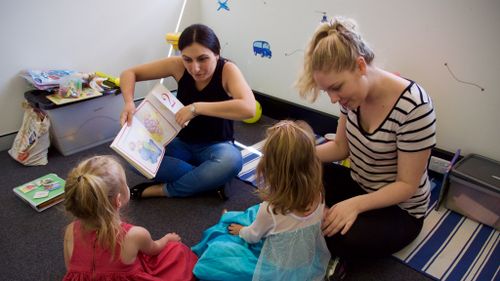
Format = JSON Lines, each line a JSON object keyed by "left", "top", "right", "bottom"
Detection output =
{"left": 217, "top": 0, "right": 230, "bottom": 11}
{"left": 253, "top": 40, "right": 272, "bottom": 59}
{"left": 444, "top": 62, "right": 485, "bottom": 92}
{"left": 316, "top": 11, "right": 329, "bottom": 23}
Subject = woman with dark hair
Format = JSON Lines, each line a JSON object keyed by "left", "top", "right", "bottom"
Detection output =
{"left": 120, "top": 24, "right": 256, "bottom": 199}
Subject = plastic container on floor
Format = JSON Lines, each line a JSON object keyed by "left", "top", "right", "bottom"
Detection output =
{"left": 24, "top": 90, "right": 124, "bottom": 156}
{"left": 445, "top": 154, "right": 500, "bottom": 229}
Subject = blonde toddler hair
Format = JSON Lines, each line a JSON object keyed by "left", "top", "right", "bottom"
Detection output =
{"left": 256, "top": 120, "right": 323, "bottom": 215}
{"left": 64, "top": 155, "right": 127, "bottom": 256}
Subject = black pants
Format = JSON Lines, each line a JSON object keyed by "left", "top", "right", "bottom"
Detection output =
{"left": 323, "top": 163, "right": 423, "bottom": 259}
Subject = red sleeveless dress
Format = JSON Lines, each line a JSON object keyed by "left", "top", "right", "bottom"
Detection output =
{"left": 63, "top": 221, "right": 197, "bottom": 281}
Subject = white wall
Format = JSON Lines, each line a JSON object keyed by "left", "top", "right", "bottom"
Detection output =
{"left": 0, "top": 0, "right": 186, "bottom": 150}
{"left": 199, "top": 0, "right": 500, "bottom": 161}
{"left": 2, "top": 1, "right": 499, "bottom": 161}
{"left": 162, "top": 0, "right": 201, "bottom": 90}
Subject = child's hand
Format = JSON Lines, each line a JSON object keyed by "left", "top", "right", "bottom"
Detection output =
{"left": 163, "top": 232, "right": 181, "bottom": 243}
{"left": 228, "top": 224, "right": 243, "bottom": 235}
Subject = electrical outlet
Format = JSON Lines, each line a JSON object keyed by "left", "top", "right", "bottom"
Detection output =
{"left": 429, "top": 156, "right": 451, "bottom": 174}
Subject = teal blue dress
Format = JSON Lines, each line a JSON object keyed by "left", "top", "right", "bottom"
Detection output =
{"left": 192, "top": 203, "right": 330, "bottom": 281}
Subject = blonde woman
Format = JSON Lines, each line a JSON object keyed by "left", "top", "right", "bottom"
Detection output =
{"left": 296, "top": 17, "right": 436, "bottom": 280}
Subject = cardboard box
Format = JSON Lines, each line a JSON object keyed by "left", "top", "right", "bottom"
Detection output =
{"left": 445, "top": 154, "right": 500, "bottom": 229}
{"left": 25, "top": 90, "right": 123, "bottom": 156}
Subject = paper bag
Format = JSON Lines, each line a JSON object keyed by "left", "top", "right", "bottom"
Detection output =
{"left": 8, "top": 101, "right": 50, "bottom": 165}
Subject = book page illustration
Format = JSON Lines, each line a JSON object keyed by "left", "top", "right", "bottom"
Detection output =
{"left": 110, "top": 82, "right": 183, "bottom": 179}
{"left": 112, "top": 116, "right": 164, "bottom": 176}
{"left": 152, "top": 88, "right": 184, "bottom": 113}
{"left": 149, "top": 84, "right": 184, "bottom": 130}
{"left": 135, "top": 101, "right": 179, "bottom": 145}
{"left": 129, "top": 136, "right": 163, "bottom": 165}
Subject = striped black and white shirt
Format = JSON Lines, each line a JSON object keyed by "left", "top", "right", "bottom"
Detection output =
{"left": 341, "top": 81, "right": 436, "bottom": 218}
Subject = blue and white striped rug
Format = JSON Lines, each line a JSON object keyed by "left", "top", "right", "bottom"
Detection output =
{"left": 236, "top": 140, "right": 500, "bottom": 281}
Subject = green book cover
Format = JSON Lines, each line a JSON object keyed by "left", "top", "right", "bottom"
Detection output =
{"left": 13, "top": 173, "right": 65, "bottom": 212}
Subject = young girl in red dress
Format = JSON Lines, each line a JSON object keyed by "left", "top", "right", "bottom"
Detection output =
{"left": 62, "top": 155, "right": 197, "bottom": 281}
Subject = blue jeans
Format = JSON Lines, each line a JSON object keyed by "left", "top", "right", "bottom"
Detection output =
{"left": 153, "top": 138, "right": 242, "bottom": 197}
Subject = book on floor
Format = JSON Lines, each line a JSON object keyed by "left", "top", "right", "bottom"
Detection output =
{"left": 13, "top": 173, "right": 65, "bottom": 212}
{"left": 110, "top": 82, "right": 184, "bottom": 179}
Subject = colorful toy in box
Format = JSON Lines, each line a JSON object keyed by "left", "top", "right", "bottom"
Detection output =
{"left": 59, "top": 75, "right": 83, "bottom": 98}
{"left": 95, "top": 71, "right": 120, "bottom": 87}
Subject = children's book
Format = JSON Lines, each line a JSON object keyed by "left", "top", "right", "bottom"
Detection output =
{"left": 13, "top": 173, "right": 65, "bottom": 212}
{"left": 110, "top": 82, "right": 184, "bottom": 179}
{"left": 21, "top": 69, "right": 76, "bottom": 90}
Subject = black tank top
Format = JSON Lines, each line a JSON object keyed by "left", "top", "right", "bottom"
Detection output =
{"left": 176, "top": 58, "right": 234, "bottom": 143}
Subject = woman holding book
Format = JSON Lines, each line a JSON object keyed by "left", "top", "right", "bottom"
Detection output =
{"left": 119, "top": 24, "right": 256, "bottom": 199}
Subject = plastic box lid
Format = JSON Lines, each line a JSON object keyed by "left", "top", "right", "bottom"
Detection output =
{"left": 24, "top": 90, "right": 58, "bottom": 109}
{"left": 451, "top": 154, "right": 500, "bottom": 193}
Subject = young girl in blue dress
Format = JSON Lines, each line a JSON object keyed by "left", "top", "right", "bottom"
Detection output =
{"left": 191, "top": 120, "right": 330, "bottom": 281}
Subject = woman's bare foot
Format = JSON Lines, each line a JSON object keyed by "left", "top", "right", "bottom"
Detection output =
{"left": 141, "top": 184, "right": 166, "bottom": 197}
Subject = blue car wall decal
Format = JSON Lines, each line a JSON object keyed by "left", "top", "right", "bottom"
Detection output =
{"left": 253, "top": 40, "right": 272, "bottom": 58}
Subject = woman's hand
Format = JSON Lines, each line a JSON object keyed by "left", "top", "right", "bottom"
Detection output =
{"left": 120, "top": 101, "right": 136, "bottom": 126}
{"left": 228, "top": 223, "right": 243, "bottom": 235}
{"left": 322, "top": 197, "right": 361, "bottom": 236}
{"left": 175, "top": 104, "right": 197, "bottom": 127}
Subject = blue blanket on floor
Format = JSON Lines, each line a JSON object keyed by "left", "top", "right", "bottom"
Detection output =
{"left": 191, "top": 205, "right": 264, "bottom": 281}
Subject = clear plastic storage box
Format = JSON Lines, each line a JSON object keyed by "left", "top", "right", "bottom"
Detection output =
{"left": 24, "top": 90, "right": 124, "bottom": 156}
{"left": 445, "top": 154, "right": 500, "bottom": 229}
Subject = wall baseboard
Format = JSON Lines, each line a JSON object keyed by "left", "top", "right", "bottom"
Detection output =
{"left": 254, "top": 90, "right": 455, "bottom": 163}
{"left": 254, "top": 90, "right": 338, "bottom": 136}
{"left": 0, "top": 133, "right": 16, "bottom": 152}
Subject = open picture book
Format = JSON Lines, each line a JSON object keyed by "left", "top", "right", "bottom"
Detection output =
{"left": 13, "top": 173, "right": 65, "bottom": 212}
{"left": 110, "top": 83, "right": 184, "bottom": 179}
